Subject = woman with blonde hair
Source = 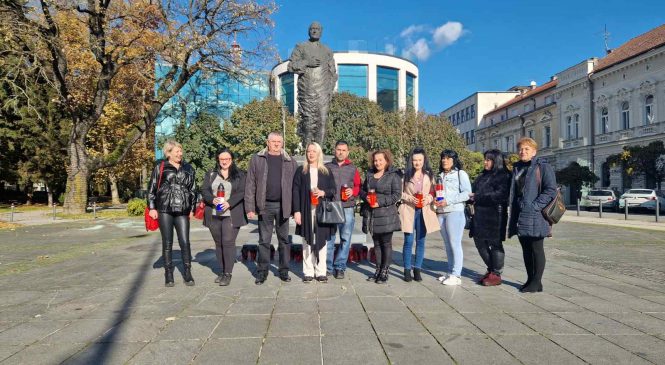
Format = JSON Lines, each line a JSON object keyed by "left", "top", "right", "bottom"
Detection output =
{"left": 148, "top": 140, "right": 197, "bottom": 287}
{"left": 292, "top": 142, "right": 337, "bottom": 282}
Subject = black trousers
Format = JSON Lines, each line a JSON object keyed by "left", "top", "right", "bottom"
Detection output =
{"left": 518, "top": 236, "right": 546, "bottom": 286}
{"left": 158, "top": 212, "right": 192, "bottom": 271}
{"left": 207, "top": 215, "right": 240, "bottom": 274}
{"left": 372, "top": 232, "right": 393, "bottom": 270}
{"left": 257, "top": 201, "right": 290, "bottom": 274}
{"left": 473, "top": 238, "right": 505, "bottom": 274}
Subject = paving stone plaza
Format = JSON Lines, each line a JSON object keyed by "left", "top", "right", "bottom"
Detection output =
{"left": 0, "top": 215, "right": 665, "bottom": 364}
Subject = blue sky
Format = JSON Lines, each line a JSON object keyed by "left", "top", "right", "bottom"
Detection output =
{"left": 271, "top": 0, "right": 665, "bottom": 113}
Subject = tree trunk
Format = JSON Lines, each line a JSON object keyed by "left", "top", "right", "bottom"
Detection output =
{"left": 46, "top": 183, "right": 53, "bottom": 206}
{"left": 109, "top": 173, "right": 121, "bottom": 205}
{"left": 63, "top": 142, "right": 89, "bottom": 214}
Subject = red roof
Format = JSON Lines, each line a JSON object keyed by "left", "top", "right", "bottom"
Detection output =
{"left": 594, "top": 24, "right": 665, "bottom": 73}
{"left": 485, "top": 79, "right": 558, "bottom": 116}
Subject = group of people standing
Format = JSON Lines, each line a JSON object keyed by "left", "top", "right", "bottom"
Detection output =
{"left": 148, "top": 133, "right": 557, "bottom": 294}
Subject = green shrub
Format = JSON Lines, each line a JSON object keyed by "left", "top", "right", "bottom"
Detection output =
{"left": 127, "top": 198, "right": 147, "bottom": 216}
{"left": 58, "top": 194, "right": 65, "bottom": 205}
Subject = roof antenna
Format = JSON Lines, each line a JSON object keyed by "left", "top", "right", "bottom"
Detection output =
{"left": 604, "top": 24, "right": 611, "bottom": 54}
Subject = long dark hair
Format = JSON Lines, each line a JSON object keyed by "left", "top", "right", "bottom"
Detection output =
{"left": 404, "top": 147, "right": 433, "bottom": 183}
{"left": 215, "top": 147, "right": 240, "bottom": 181}
{"left": 483, "top": 149, "right": 506, "bottom": 174}
{"left": 439, "top": 149, "right": 463, "bottom": 173}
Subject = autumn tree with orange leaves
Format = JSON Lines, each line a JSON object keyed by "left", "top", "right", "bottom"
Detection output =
{"left": 1, "top": 0, "right": 275, "bottom": 213}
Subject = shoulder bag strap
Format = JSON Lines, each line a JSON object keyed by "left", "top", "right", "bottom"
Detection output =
{"left": 535, "top": 165, "right": 542, "bottom": 194}
{"left": 157, "top": 161, "right": 165, "bottom": 190}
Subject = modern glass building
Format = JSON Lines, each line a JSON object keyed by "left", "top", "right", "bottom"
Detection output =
{"left": 271, "top": 52, "right": 418, "bottom": 114}
{"left": 154, "top": 64, "right": 269, "bottom": 157}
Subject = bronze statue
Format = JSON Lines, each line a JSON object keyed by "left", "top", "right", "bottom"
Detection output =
{"left": 288, "top": 22, "right": 338, "bottom": 146}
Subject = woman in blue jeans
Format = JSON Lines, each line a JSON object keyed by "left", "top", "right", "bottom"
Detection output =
{"left": 434, "top": 149, "right": 471, "bottom": 286}
{"left": 399, "top": 148, "right": 440, "bottom": 282}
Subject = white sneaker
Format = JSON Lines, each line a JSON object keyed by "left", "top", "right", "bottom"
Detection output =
{"left": 442, "top": 276, "right": 462, "bottom": 286}
{"left": 437, "top": 274, "right": 448, "bottom": 282}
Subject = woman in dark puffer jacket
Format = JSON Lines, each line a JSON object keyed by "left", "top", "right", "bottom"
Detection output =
{"left": 360, "top": 149, "right": 402, "bottom": 284}
{"left": 469, "top": 149, "right": 510, "bottom": 286}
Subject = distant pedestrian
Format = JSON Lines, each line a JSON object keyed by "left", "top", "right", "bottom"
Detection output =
{"left": 469, "top": 149, "right": 510, "bottom": 286}
{"left": 200, "top": 147, "right": 247, "bottom": 286}
{"left": 434, "top": 149, "right": 471, "bottom": 286}
{"left": 508, "top": 137, "right": 557, "bottom": 293}
{"left": 293, "top": 142, "right": 337, "bottom": 283}
{"left": 324, "top": 140, "right": 361, "bottom": 279}
{"left": 360, "top": 149, "right": 402, "bottom": 284}
{"left": 245, "top": 132, "right": 298, "bottom": 285}
{"left": 148, "top": 140, "right": 196, "bottom": 287}
{"left": 399, "top": 147, "right": 440, "bottom": 282}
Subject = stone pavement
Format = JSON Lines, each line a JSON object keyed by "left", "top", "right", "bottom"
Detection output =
{"left": 1, "top": 216, "right": 665, "bottom": 364}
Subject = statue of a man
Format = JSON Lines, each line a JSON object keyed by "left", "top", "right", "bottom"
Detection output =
{"left": 288, "top": 22, "right": 337, "bottom": 146}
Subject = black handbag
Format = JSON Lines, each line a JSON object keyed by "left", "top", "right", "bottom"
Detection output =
{"left": 316, "top": 198, "right": 346, "bottom": 224}
{"left": 536, "top": 166, "right": 566, "bottom": 224}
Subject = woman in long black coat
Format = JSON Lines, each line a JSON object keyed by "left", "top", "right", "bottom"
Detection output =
{"left": 469, "top": 149, "right": 510, "bottom": 286}
{"left": 293, "top": 142, "right": 337, "bottom": 283}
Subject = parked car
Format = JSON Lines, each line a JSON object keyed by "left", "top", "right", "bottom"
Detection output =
{"left": 638, "top": 191, "right": 665, "bottom": 213}
{"left": 580, "top": 189, "right": 620, "bottom": 211}
{"left": 619, "top": 189, "right": 660, "bottom": 210}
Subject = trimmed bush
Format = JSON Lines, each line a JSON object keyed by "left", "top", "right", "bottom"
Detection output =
{"left": 127, "top": 198, "right": 147, "bottom": 216}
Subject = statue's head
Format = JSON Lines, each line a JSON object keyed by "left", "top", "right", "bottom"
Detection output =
{"left": 309, "top": 22, "right": 322, "bottom": 41}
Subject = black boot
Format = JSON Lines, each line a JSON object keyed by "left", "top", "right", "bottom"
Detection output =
{"left": 183, "top": 264, "right": 195, "bottom": 286}
{"left": 219, "top": 273, "right": 232, "bottom": 286}
{"left": 367, "top": 267, "right": 380, "bottom": 281}
{"left": 376, "top": 268, "right": 389, "bottom": 284}
{"left": 164, "top": 247, "right": 174, "bottom": 287}
{"left": 413, "top": 268, "right": 422, "bottom": 282}
{"left": 181, "top": 241, "right": 195, "bottom": 286}
{"left": 403, "top": 269, "right": 412, "bottom": 282}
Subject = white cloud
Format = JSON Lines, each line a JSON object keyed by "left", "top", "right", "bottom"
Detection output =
{"left": 401, "top": 38, "right": 430, "bottom": 61}
{"left": 400, "top": 24, "right": 426, "bottom": 38}
{"left": 432, "top": 21, "right": 464, "bottom": 47}
{"left": 385, "top": 43, "right": 397, "bottom": 55}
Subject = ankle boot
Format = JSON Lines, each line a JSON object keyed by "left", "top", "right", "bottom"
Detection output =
{"left": 376, "top": 268, "right": 389, "bottom": 284}
{"left": 413, "top": 268, "right": 423, "bottom": 282}
{"left": 219, "top": 273, "right": 232, "bottom": 286}
{"left": 403, "top": 269, "right": 412, "bottom": 282}
{"left": 183, "top": 265, "right": 195, "bottom": 286}
{"left": 367, "top": 267, "right": 380, "bottom": 281}
{"left": 165, "top": 267, "right": 174, "bottom": 287}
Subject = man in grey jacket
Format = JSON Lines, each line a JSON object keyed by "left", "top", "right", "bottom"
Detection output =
{"left": 245, "top": 132, "right": 298, "bottom": 285}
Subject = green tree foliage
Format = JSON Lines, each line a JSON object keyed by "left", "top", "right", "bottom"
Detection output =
{"left": 606, "top": 141, "right": 665, "bottom": 190}
{"left": 174, "top": 112, "right": 225, "bottom": 186}
{"left": 221, "top": 98, "right": 299, "bottom": 170}
{"left": 556, "top": 162, "right": 599, "bottom": 201}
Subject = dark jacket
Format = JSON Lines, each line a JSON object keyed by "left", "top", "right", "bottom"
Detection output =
{"left": 292, "top": 165, "right": 337, "bottom": 257}
{"left": 508, "top": 157, "right": 557, "bottom": 238}
{"left": 324, "top": 159, "right": 361, "bottom": 208}
{"left": 244, "top": 148, "right": 298, "bottom": 218}
{"left": 200, "top": 169, "right": 248, "bottom": 228}
{"left": 148, "top": 160, "right": 196, "bottom": 214}
{"left": 360, "top": 167, "right": 402, "bottom": 235}
{"left": 470, "top": 169, "right": 510, "bottom": 241}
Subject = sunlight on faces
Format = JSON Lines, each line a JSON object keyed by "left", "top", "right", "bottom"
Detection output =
{"left": 518, "top": 145, "right": 537, "bottom": 162}
{"left": 441, "top": 156, "right": 454, "bottom": 172}
{"left": 218, "top": 152, "right": 233, "bottom": 170}
{"left": 306, "top": 144, "right": 319, "bottom": 164}
{"left": 484, "top": 157, "right": 494, "bottom": 171}
{"left": 168, "top": 146, "right": 183, "bottom": 164}
{"left": 267, "top": 135, "right": 283, "bottom": 154}
{"left": 411, "top": 153, "right": 424, "bottom": 171}
{"left": 335, "top": 143, "right": 349, "bottom": 162}
{"left": 373, "top": 153, "right": 387, "bottom": 172}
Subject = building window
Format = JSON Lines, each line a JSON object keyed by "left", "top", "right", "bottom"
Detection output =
{"left": 527, "top": 129, "right": 534, "bottom": 139}
{"left": 505, "top": 135, "right": 514, "bottom": 152}
{"left": 544, "top": 126, "right": 551, "bottom": 148}
{"left": 279, "top": 72, "right": 295, "bottom": 115}
{"left": 465, "top": 131, "right": 470, "bottom": 145}
{"left": 645, "top": 95, "right": 654, "bottom": 125}
{"left": 566, "top": 116, "right": 572, "bottom": 140}
{"left": 465, "top": 107, "right": 470, "bottom": 121}
{"left": 493, "top": 139, "right": 499, "bottom": 149}
{"left": 337, "top": 64, "right": 368, "bottom": 98}
{"left": 406, "top": 72, "right": 416, "bottom": 110}
{"left": 544, "top": 95, "right": 554, "bottom": 104}
{"left": 600, "top": 107, "right": 609, "bottom": 134}
{"left": 621, "top": 101, "right": 630, "bottom": 130}
{"left": 470, "top": 104, "right": 475, "bottom": 118}
{"left": 377, "top": 66, "right": 399, "bottom": 111}
{"left": 470, "top": 130, "right": 475, "bottom": 143}
{"left": 574, "top": 114, "right": 580, "bottom": 139}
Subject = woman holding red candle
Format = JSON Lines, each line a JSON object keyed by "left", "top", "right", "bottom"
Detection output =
{"left": 293, "top": 142, "right": 337, "bottom": 283}
{"left": 201, "top": 147, "right": 247, "bottom": 286}
{"left": 399, "top": 148, "right": 440, "bottom": 282}
{"left": 360, "top": 149, "right": 402, "bottom": 284}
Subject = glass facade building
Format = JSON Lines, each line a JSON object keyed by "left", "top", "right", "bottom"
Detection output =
{"left": 406, "top": 72, "right": 415, "bottom": 110}
{"left": 377, "top": 66, "right": 399, "bottom": 112}
{"left": 337, "top": 64, "right": 368, "bottom": 97}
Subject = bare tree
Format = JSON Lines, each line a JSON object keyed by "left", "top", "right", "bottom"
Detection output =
{"left": 1, "top": 0, "right": 275, "bottom": 213}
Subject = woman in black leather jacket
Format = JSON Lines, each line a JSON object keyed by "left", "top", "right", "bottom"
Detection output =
{"left": 200, "top": 147, "right": 247, "bottom": 286}
{"left": 148, "top": 140, "right": 197, "bottom": 287}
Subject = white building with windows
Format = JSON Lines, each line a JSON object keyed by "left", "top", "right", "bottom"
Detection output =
{"left": 270, "top": 52, "right": 419, "bottom": 114}
{"left": 441, "top": 91, "right": 520, "bottom": 151}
